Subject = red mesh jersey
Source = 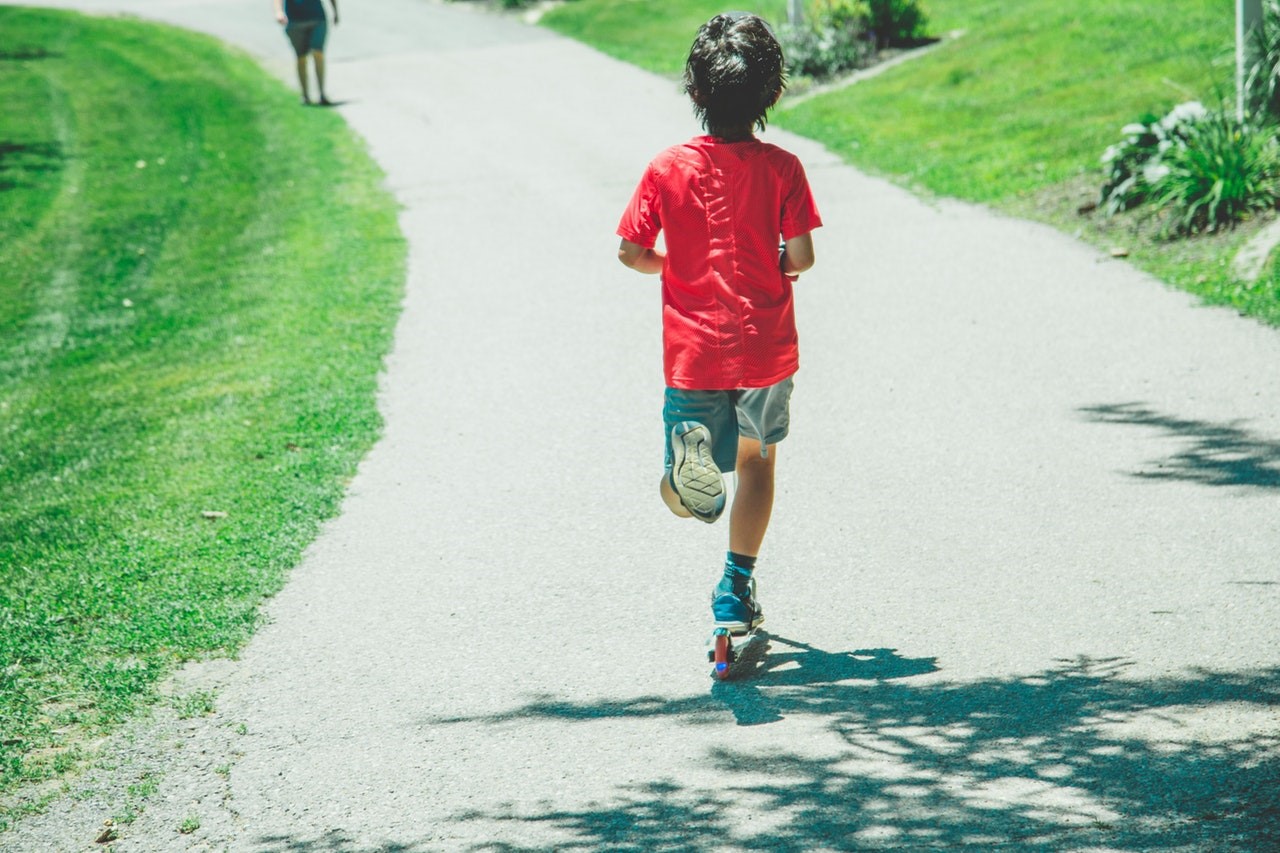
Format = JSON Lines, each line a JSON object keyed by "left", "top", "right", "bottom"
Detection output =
{"left": 618, "top": 136, "right": 822, "bottom": 390}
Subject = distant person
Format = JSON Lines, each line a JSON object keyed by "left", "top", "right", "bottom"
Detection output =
{"left": 274, "top": 0, "right": 338, "bottom": 105}
{"left": 615, "top": 13, "right": 821, "bottom": 635}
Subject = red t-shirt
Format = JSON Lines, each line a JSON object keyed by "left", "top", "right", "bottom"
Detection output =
{"left": 618, "top": 135, "right": 822, "bottom": 390}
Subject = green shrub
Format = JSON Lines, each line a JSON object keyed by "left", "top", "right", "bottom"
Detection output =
{"left": 778, "top": 0, "right": 928, "bottom": 79}
{"left": 1100, "top": 101, "right": 1206, "bottom": 215}
{"left": 1100, "top": 101, "right": 1280, "bottom": 235}
{"left": 1153, "top": 112, "right": 1280, "bottom": 234}
{"left": 778, "top": 0, "right": 872, "bottom": 80}
{"left": 866, "top": 0, "right": 928, "bottom": 49}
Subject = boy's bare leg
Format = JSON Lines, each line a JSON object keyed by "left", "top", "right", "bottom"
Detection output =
{"left": 660, "top": 477, "right": 694, "bottom": 518}
{"left": 295, "top": 56, "right": 310, "bottom": 102}
{"left": 728, "top": 437, "right": 775, "bottom": 556}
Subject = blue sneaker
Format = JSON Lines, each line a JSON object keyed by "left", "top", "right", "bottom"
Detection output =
{"left": 712, "top": 577, "right": 763, "bottom": 632}
{"left": 669, "top": 421, "right": 725, "bottom": 523}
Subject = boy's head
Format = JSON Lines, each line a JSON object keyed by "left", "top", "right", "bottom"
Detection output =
{"left": 683, "top": 12, "right": 786, "bottom": 139}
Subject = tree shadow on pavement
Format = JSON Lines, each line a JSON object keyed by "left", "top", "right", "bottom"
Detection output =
{"left": 440, "top": 655, "right": 1280, "bottom": 851}
{"left": 1081, "top": 402, "right": 1280, "bottom": 490}
{"left": 243, "top": 652, "right": 1280, "bottom": 851}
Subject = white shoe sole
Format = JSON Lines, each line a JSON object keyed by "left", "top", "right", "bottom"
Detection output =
{"left": 671, "top": 422, "right": 725, "bottom": 523}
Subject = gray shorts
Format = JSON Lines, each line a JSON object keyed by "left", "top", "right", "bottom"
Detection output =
{"left": 285, "top": 19, "right": 327, "bottom": 56}
{"left": 663, "top": 377, "right": 794, "bottom": 474}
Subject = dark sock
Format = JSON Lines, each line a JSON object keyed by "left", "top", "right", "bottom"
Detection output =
{"left": 723, "top": 552, "right": 756, "bottom": 596}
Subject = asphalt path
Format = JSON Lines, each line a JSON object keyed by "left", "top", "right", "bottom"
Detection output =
{"left": 7, "top": 1, "right": 1280, "bottom": 850}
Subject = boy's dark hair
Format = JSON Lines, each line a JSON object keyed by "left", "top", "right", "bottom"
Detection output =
{"left": 683, "top": 13, "right": 787, "bottom": 138}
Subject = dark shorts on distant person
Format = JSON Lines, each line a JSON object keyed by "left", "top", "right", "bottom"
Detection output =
{"left": 662, "top": 377, "right": 794, "bottom": 475}
{"left": 285, "top": 19, "right": 327, "bottom": 56}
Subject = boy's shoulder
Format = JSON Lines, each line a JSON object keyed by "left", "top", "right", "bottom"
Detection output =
{"left": 648, "top": 136, "right": 803, "bottom": 174}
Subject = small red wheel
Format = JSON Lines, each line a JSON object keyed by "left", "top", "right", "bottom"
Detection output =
{"left": 712, "top": 632, "right": 731, "bottom": 679}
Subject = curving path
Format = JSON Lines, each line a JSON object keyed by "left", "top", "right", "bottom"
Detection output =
{"left": 6, "top": 1, "right": 1280, "bottom": 849}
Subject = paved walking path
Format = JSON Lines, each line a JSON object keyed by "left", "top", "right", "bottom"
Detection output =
{"left": 8, "top": 1, "right": 1280, "bottom": 849}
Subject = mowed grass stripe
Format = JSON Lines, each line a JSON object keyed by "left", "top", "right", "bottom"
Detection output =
{"left": 0, "top": 7, "right": 404, "bottom": 810}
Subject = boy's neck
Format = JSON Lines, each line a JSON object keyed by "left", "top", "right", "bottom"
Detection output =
{"left": 708, "top": 125, "right": 755, "bottom": 142}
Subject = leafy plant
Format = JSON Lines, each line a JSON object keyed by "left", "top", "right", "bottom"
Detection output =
{"left": 1245, "top": 0, "right": 1280, "bottom": 120}
{"left": 1100, "top": 101, "right": 1279, "bottom": 234}
{"left": 1100, "top": 101, "right": 1207, "bottom": 215}
{"left": 1152, "top": 112, "right": 1280, "bottom": 235}
{"left": 778, "top": 0, "right": 873, "bottom": 80}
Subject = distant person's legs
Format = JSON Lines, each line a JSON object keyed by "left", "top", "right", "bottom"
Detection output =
{"left": 295, "top": 55, "right": 311, "bottom": 103}
{"left": 285, "top": 22, "right": 316, "bottom": 103}
{"left": 309, "top": 21, "right": 331, "bottom": 105}
{"left": 312, "top": 49, "right": 329, "bottom": 104}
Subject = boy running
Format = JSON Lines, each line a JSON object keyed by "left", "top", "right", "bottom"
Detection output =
{"left": 616, "top": 13, "right": 821, "bottom": 632}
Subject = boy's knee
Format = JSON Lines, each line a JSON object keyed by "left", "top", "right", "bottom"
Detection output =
{"left": 736, "top": 438, "right": 775, "bottom": 466}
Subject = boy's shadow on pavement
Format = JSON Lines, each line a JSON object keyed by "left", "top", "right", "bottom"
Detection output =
{"left": 710, "top": 634, "right": 940, "bottom": 726}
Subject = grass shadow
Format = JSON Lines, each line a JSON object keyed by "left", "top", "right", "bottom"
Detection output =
{"left": 1081, "top": 402, "right": 1280, "bottom": 489}
{"left": 0, "top": 48, "right": 59, "bottom": 61}
{"left": 250, "top": 834, "right": 432, "bottom": 852}
{"left": 0, "top": 140, "right": 64, "bottom": 191}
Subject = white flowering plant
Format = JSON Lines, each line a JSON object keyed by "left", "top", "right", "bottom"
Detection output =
{"left": 1100, "top": 101, "right": 1207, "bottom": 217}
{"left": 778, "top": 0, "right": 875, "bottom": 80}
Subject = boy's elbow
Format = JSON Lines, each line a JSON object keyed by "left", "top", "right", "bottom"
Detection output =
{"left": 782, "top": 234, "right": 815, "bottom": 274}
{"left": 617, "top": 240, "right": 643, "bottom": 270}
{"left": 784, "top": 249, "right": 815, "bottom": 274}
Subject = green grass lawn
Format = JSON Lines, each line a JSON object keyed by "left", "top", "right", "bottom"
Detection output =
{"left": 538, "top": 0, "right": 787, "bottom": 76}
{"left": 543, "top": 0, "right": 1280, "bottom": 325}
{"left": 0, "top": 7, "right": 403, "bottom": 818}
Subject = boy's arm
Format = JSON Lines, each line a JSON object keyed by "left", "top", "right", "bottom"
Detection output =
{"left": 618, "top": 238, "right": 664, "bottom": 275}
{"left": 780, "top": 233, "right": 815, "bottom": 276}
{"left": 329, "top": 0, "right": 338, "bottom": 24}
